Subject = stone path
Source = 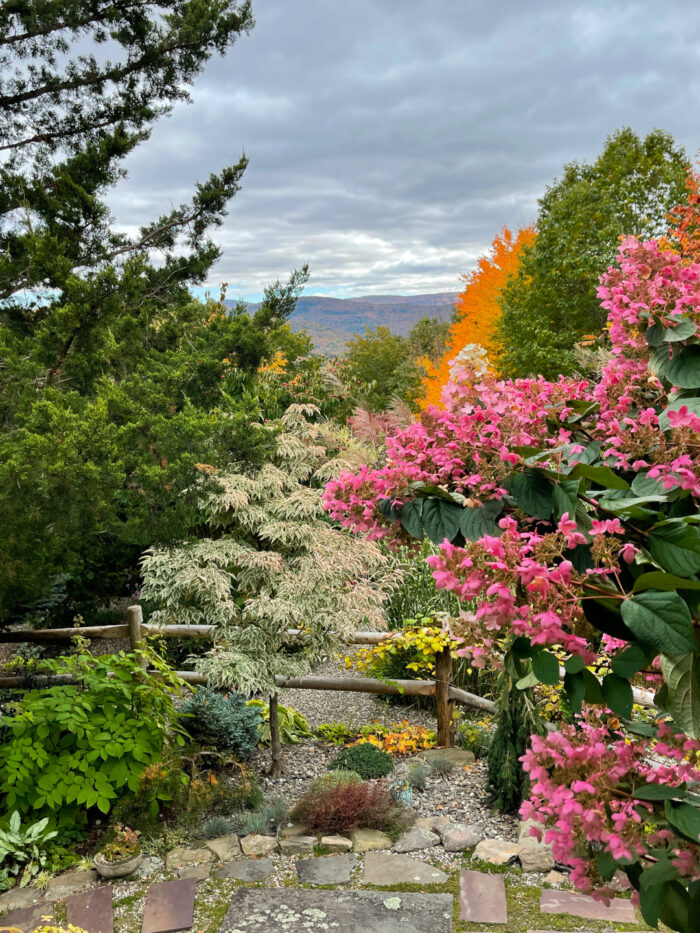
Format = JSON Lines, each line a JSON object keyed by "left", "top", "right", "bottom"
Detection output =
{"left": 0, "top": 835, "right": 644, "bottom": 933}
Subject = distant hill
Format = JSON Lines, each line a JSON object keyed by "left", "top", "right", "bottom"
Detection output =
{"left": 224, "top": 292, "right": 457, "bottom": 355}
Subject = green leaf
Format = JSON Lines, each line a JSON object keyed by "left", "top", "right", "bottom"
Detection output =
{"left": 665, "top": 801, "right": 700, "bottom": 842}
{"left": 621, "top": 591, "right": 696, "bottom": 655}
{"left": 634, "top": 571, "right": 700, "bottom": 593}
{"left": 460, "top": 498, "right": 503, "bottom": 542}
{"left": 570, "top": 462, "right": 630, "bottom": 490}
{"left": 515, "top": 670, "right": 540, "bottom": 690}
{"left": 421, "top": 498, "right": 462, "bottom": 544}
{"left": 582, "top": 668, "right": 605, "bottom": 704}
{"left": 564, "top": 670, "right": 585, "bottom": 714}
{"left": 635, "top": 783, "right": 687, "bottom": 801}
{"left": 639, "top": 878, "right": 662, "bottom": 928}
{"left": 602, "top": 673, "right": 633, "bottom": 718}
{"left": 647, "top": 316, "right": 698, "bottom": 345}
{"left": 553, "top": 480, "right": 580, "bottom": 522}
{"left": 660, "top": 880, "right": 690, "bottom": 933}
{"left": 659, "top": 396, "right": 700, "bottom": 431}
{"left": 640, "top": 855, "right": 681, "bottom": 891}
{"left": 663, "top": 345, "right": 700, "bottom": 389}
{"left": 631, "top": 472, "right": 669, "bottom": 498}
{"left": 597, "top": 850, "right": 617, "bottom": 881}
{"left": 611, "top": 642, "right": 653, "bottom": 678}
{"left": 377, "top": 498, "right": 400, "bottom": 522}
{"left": 510, "top": 470, "right": 554, "bottom": 519}
{"left": 649, "top": 523, "right": 700, "bottom": 577}
{"left": 531, "top": 650, "right": 559, "bottom": 685}
{"left": 399, "top": 500, "right": 424, "bottom": 540}
{"left": 565, "top": 655, "right": 585, "bottom": 674}
{"left": 660, "top": 653, "right": 700, "bottom": 739}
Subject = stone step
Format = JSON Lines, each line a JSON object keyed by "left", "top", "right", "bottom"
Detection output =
{"left": 219, "top": 889, "right": 453, "bottom": 932}
{"left": 141, "top": 878, "right": 197, "bottom": 933}
{"left": 459, "top": 869, "right": 508, "bottom": 924}
{"left": 67, "top": 883, "right": 113, "bottom": 933}
{"left": 540, "top": 889, "right": 636, "bottom": 922}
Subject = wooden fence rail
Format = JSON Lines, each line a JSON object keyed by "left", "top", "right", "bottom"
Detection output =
{"left": 0, "top": 604, "right": 493, "bottom": 744}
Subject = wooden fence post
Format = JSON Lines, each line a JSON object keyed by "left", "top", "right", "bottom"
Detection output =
{"left": 435, "top": 647, "right": 455, "bottom": 747}
{"left": 126, "top": 605, "right": 147, "bottom": 669}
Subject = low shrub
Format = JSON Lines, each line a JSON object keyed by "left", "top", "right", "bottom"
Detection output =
{"left": 309, "top": 771, "right": 361, "bottom": 794}
{"left": 405, "top": 762, "right": 428, "bottom": 790}
{"left": 199, "top": 816, "right": 234, "bottom": 838}
{"left": 181, "top": 688, "right": 261, "bottom": 760}
{"left": 355, "top": 721, "right": 436, "bottom": 756}
{"left": 328, "top": 743, "right": 394, "bottom": 779}
{"left": 315, "top": 721, "right": 356, "bottom": 746}
{"left": 241, "top": 797, "right": 288, "bottom": 836}
{"left": 0, "top": 811, "right": 57, "bottom": 886}
{"left": 426, "top": 753, "right": 456, "bottom": 778}
{"left": 457, "top": 718, "right": 494, "bottom": 758}
{"left": 246, "top": 700, "right": 313, "bottom": 746}
{"left": 290, "top": 779, "right": 408, "bottom": 835}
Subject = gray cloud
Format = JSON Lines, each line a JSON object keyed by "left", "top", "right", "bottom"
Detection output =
{"left": 109, "top": 0, "right": 700, "bottom": 299}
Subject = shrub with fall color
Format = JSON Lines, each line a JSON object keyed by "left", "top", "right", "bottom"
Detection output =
{"left": 290, "top": 779, "right": 407, "bottom": 835}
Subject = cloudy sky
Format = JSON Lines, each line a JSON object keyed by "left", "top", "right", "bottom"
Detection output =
{"left": 113, "top": 0, "right": 700, "bottom": 301}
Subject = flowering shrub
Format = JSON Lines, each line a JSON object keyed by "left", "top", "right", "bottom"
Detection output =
{"left": 323, "top": 232, "right": 700, "bottom": 931}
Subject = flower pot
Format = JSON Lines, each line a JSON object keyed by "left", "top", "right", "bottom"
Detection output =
{"left": 94, "top": 850, "right": 143, "bottom": 879}
{"left": 390, "top": 784, "right": 413, "bottom": 807}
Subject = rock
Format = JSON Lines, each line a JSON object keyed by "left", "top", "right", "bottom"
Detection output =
{"left": 415, "top": 816, "right": 451, "bottom": 834}
{"left": 519, "top": 839, "right": 555, "bottom": 872}
{"left": 296, "top": 854, "right": 356, "bottom": 885}
{"left": 471, "top": 839, "right": 520, "bottom": 865}
{"left": 46, "top": 869, "right": 98, "bottom": 899}
{"left": 545, "top": 870, "right": 567, "bottom": 885}
{"left": 320, "top": 835, "right": 353, "bottom": 853}
{"left": 179, "top": 863, "right": 211, "bottom": 881}
{"left": 439, "top": 823, "right": 482, "bottom": 852}
{"left": 203, "top": 835, "right": 241, "bottom": 861}
{"left": 165, "top": 847, "right": 214, "bottom": 870}
{"left": 278, "top": 835, "right": 317, "bottom": 856}
{"left": 240, "top": 834, "right": 277, "bottom": 857}
{"left": 213, "top": 858, "right": 274, "bottom": 882}
{"left": 134, "top": 856, "right": 164, "bottom": 880}
{"left": 411, "top": 747, "right": 475, "bottom": 767}
{"left": 392, "top": 828, "right": 440, "bottom": 853}
{"left": 350, "top": 829, "right": 392, "bottom": 853}
{"left": 363, "top": 853, "right": 448, "bottom": 886}
{"left": 279, "top": 823, "right": 307, "bottom": 839}
{"left": 518, "top": 818, "right": 544, "bottom": 842}
{"left": 0, "top": 887, "right": 41, "bottom": 912}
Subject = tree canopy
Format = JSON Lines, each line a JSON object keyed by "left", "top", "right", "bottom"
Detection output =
{"left": 496, "top": 128, "right": 689, "bottom": 378}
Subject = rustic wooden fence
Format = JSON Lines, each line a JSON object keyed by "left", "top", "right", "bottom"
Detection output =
{"left": 0, "top": 605, "right": 497, "bottom": 747}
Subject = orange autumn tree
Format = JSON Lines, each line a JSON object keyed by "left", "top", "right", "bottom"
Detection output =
{"left": 421, "top": 225, "right": 535, "bottom": 408}
{"left": 668, "top": 161, "right": 700, "bottom": 262}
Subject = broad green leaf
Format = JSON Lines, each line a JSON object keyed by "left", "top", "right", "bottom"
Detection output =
{"left": 612, "top": 642, "right": 653, "bottom": 678}
{"left": 553, "top": 480, "right": 580, "bottom": 522}
{"left": 647, "top": 316, "right": 698, "bottom": 345}
{"left": 635, "top": 783, "right": 687, "bottom": 801}
{"left": 460, "top": 498, "right": 503, "bottom": 542}
{"left": 564, "top": 670, "right": 585, "bottom": 714}
{"left": 634, "top": 571, "right": 700, "bottom": 593}
{"left": 660, "top": 653, "right": 700, "bottom": 739}
{"left": 377, "top": 498, "right": 400, "bottom": 522}
{"left": 631, "top": 472, "right": 669, "bottom": 497}
{"left": 421, "top": 498, "right": 462, "bottom": 544}
{"left": 664, "top": 801, "right": 700, "bottom": 843}
{"left": 639, "top": 878, "right": 662, "bottom": 928}
{"left": 663, "top": 345, "right": 700, "bottom": 389}
{"left": 399, "top": 500, "right": 424, "bottom": 539}
{"left": 660, "top": 880, "right": 690, "bottom": 933}
{"left": 516, "top": 670, "right": 540, "bottom": 690}
{"left": 565, "top": 655, "right": 585, "bottom": 674}
{"left": 640, "top": 855, "right": 680, "bottom": 891}
{"left": 570, "top": 462, "right": 630, "bottom": 490}
{"left": 582, "top": 668, "right": 604, "bottom": 704}
{"left": 621, "top": 591, "right": 696, "bottom": 655}
{"left": 602, "top": 673, "right": 633, "bottom": 718}
{"left": 597, "top": 850, "right": 617, "bottom": 881}
{"left": 510, "top": 470, "right": 554, "bottom": 519}
{"left": 649, "top": 523, "right": 700, "bottom": 578}
{"left": 532, "top": 650, "right": 559, "bottom": 685}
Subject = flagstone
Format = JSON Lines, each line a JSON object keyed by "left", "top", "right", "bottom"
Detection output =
{"left": 295, "top": 854, "right": 356, "bottom": 884}
{"left": 66, "top": 883, "right": 113, "bottom": 933}
{"left": 540, "top": 889, "right": 636, "bottom": 922}
{"left": 362, "top": 852, "right": 448, "bottom": 886}
{"left": 141, "top": 878, "right": 197, "bottom": 933}
{"left": 459, "top": 869, "right": 508, "bottom": 924}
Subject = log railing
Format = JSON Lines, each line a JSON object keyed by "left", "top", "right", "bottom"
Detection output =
{"left": 0, "top": 605, "right": 496, "bottom": 745}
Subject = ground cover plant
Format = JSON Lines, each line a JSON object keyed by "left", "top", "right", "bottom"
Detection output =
{"left": 323, "top": 193, "right": 700, "bottom": 932}
{"left": 328, "top": 742, "right": 394, "bottom": 779}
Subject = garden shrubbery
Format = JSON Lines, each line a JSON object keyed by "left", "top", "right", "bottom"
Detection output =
{"left": 328, "top": 743, "right": 394, "bottom": 779}
{"left": 181, "top": 687, "right": 261, "bottom": 760}
{"left": 290, "top": 778, "right": 408, "bottom": 835}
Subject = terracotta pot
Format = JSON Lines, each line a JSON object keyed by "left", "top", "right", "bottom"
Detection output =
{"left": 94, "top": 850, "right": 142, "bottom": 879}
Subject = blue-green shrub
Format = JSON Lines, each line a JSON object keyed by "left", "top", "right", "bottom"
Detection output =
{"left": 181, "top": 687, "right": 261, "bottom": 760}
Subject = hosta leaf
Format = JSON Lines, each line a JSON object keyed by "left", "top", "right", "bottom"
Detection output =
{"left": 658, "top": 396, "right": 700, "bottom": 431}
{"left": 663, "top": 345, "right": 700, "bottom": 389}
{"left": 621, "top": 591, "right": 695, "bottom": 655}
{"left": 647, "top": 316, "right": 698, "bottom": 345}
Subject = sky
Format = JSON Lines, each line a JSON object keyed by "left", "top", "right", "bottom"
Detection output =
{"left": 111, "top": 0, "right": 700, "bottom": 302}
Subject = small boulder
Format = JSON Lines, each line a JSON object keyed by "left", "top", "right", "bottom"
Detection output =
{"left": 214, "top": 858, "right": 274, "bottom": 882}
{"left": 279, "top": 823, "right": 307, "bottom": 839}
{"left": 165, "top": 847, "right": 214, "bottom": 870}
{"left": 296, "top": 854, "right": 355, "bottom": 885}
{"left": 471, "top": 838, "right": 519, "bottom": 865}
{"left": 439, "top": 823, "right": 482, "bottom": 852}
{"left": 392, "top": 828, "right": 440, "bottom": 853}
{"left": 203, "top": 835, "right": 241, "bottom": 861}
{"left": 47, "top": 869, "right": 98, "bottom": 899}
{"left": 545, "top": 869, "right": 567, "bottom": 885}
{"left": 320, "top": 835, "right": 353, "bottom": 853}
{"left": 278, "top": 835, "right": 317, "bottom": 856}
{"left": 0, "top": 888, "right": 41, "bottom": 912}
{"left": 415, "top": 816, "right": 451, "bottom": 834}
{"left": 240, "top": 834, "right": 277, "bottom": 857}
{"left": 518, "top": 819, "right": 554, "bottom": 872}
{"left": 178, "top": 863, "right": 211, "bottom": 881}
{"left": 134, "top": 855, "right": 164, "bottom": 880}
{"left": 363, "top": 853, "right": 447, "bottom": 886}
{"left": 350, "top": 829, "right": 392, "bottom": 853}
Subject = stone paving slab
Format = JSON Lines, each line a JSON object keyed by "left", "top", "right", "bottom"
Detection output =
{"left": 0, "top": 902, "right": 54, "bottom": 932}
{"left": 66, "top": 884, "right": 113, "bottom": 933}
{"left": 141, "top": 878, "right": 197, "bottom": 933}
{"left": 540, "top": 890, "right": 636, "bottom": 922}
{"left": 363, "top": 852, "right": 448, "bottom": 886}
{"left": 213, "top": 858, "right": 275, "bottom": 882}
{"left": 295, "top": 854, "right": 356, "bottom": 885}
{"left": 459, "top": 870, "right": 507, "bottom": 924}
{"left": 220, "top": 889, "right": 453, "bottom": 933}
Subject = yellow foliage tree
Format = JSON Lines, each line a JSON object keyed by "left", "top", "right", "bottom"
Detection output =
{"left": 421, "top": 225, "right": 535, "bottom": 408}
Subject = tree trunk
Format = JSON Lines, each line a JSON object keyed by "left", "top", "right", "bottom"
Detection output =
{"left": 269, "top": 692, "right": 283, "bottom": 778}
